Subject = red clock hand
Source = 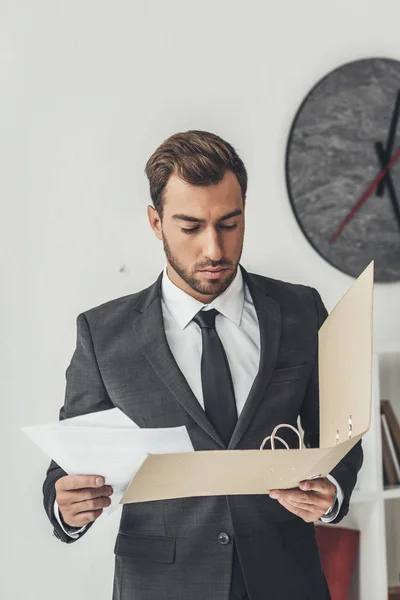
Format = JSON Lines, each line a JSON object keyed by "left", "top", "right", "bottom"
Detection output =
{"left": 329, "top": 147, "right": 400, "bottom": 244}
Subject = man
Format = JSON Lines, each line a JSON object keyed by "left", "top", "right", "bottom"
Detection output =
{"left": 43, "top": 130, "right": 363, "bottom": 600}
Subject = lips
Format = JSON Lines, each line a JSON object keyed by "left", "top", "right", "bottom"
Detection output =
{"left": 199, "top": 268, "right": 226, "bottom": 272}
{"left": 198, "top": 267, "right": 228, "bottom": 279}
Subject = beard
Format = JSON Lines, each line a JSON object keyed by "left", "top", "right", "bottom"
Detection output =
{"left": 162, "top": 233, "right": 241, "bottom": 297}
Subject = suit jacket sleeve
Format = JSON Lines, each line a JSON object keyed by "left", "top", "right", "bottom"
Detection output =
{"left": 42, "top": 312, "right": 114, "bottom": 543}
{"left": 299, "top": 288, "right": 363, "bottom": 524}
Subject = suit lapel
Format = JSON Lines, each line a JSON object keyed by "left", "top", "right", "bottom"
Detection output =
{"left": 228, "top": 268, "right": 282, "bottom": 449}
{"left": 131, "top": 272, "right": 225, "bottom": 448}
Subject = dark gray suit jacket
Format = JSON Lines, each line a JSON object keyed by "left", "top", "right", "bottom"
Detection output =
{"left": 43, "top": 266, "right": 363, "bottom": 600}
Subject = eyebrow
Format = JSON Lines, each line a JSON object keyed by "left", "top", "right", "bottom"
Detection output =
{"left": 172, "top": 209, "right": 243, "bottom": 224}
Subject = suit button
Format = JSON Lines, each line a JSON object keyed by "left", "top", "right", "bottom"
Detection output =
{"left": 218, "top": 532, "right": 231, "bottom": 545}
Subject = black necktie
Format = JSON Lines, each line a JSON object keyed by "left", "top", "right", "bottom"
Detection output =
{"left": 193, "top": 309, "right": 247, "bottom": 598}
{"left": 193, "top": 308, "right": 238, "bottom": 446}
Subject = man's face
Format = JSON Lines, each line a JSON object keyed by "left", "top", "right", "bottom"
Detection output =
{"left": 148, "top": 170, "right": 245, "bottom": 302}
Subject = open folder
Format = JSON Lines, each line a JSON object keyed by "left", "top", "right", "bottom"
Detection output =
{"left": 121, "top": 262, "right": 374, "bottom": 504}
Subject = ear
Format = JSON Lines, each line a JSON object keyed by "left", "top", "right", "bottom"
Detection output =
{"left": 147, "top": 205, "right": 163, "bottom": 240}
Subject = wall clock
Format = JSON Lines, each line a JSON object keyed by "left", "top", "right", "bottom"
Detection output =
{"left": 286, "top": 57, "right": 400, "bottom": 282}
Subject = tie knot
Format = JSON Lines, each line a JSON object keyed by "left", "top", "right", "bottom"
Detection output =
{"left": 193, "top": 308, "right": 219, "bottom": 330}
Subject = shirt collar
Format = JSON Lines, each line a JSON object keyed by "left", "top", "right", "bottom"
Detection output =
{"left": 161, "top": 265, "right": 245, "bottom": 330}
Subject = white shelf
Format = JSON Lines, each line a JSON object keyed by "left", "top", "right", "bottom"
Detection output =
{"left": 374, "top": 339, "right": 400, "bottom": 354}
{"left": 382, "top": 487, "right": 400, "bottom": 500}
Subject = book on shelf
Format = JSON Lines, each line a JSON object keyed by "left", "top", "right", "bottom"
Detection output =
{"left": 382, "top": 416, "right": 398, "bottom": 486}
{"left": 382, "top": 400, "right": 400, "bottom": 458}
{"left": 389, "top": 586, "right": 400, "bottom": 599}
{"left": 381, "top": 400, "right": 400, "bottom": 487}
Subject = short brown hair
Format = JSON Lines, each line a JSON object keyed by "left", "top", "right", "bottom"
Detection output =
{"left": 145, "top": 130, "right": 247, "bottom": 217}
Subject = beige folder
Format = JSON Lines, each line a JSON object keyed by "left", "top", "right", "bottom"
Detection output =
{"left": 121, "top": 262, "right": 374, "bottom": 504}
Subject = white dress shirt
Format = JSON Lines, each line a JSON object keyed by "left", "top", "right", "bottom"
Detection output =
{"left": 55, "top": 266, "right": 342, "bottom": 537}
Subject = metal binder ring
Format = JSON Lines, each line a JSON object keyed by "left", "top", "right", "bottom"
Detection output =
{"left": 260, "top": 435, "right": 289, "bottom": 450}
{"left": 260, "top": 423, "right": 303, "bottom": 451}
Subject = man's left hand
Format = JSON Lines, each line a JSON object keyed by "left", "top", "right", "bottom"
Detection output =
{"left": 268, "top": 478, "right": 337, "bottom": 523}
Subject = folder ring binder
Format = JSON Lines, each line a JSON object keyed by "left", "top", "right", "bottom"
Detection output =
{"left": 260, "top": 423, "right": 303, "bottom": 450}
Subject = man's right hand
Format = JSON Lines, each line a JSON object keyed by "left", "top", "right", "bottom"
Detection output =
{"left": 55, "top": 475, "right": 113, "bottom": 527}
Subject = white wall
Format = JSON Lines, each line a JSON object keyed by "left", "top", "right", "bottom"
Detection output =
{"left": 2, "top": 1, "right": 400, "bottom": 598}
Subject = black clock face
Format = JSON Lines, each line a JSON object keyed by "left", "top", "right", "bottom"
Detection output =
{"left": 286, "top": 57, "right": 400, "bottom": 282}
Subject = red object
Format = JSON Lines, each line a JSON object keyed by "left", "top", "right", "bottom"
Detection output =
{"left": 315, "top": 525, "right": 360, "bottom": 600}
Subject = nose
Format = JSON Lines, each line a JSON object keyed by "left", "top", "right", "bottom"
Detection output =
{"left": 202, "top": 228, "right": 223, "bottom": 263}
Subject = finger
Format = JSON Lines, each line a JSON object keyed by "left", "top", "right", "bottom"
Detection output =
{"left": 73, "top": 496, "right": 112, "bottom": 514}
{"left": 69, "top": 509, "right": 104, "bottom": 527}
{"left": 299, "top": 478, "right": 335, "bottom": 495}
{"left": 278, "top": 498, "right": 318, "bottom": 523}
{"left": 66, "top": 486, "right": 113, "bottom": 505}
{"left": 269, "top": 489, "right": 332, "bottom": 514}
{"left": 58, "top": 475, "right": 106, "bottom": 492}
{"left": 285, "top": 495, "right": 318, "bottom": 512}
{"left": 270, "top": 489, "right": 322, "bottom": 506}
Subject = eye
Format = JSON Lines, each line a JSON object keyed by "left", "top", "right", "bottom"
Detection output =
{"left": 181, "top": 227, "right": 200, "bottom": 234}
{"left": 180, "top": 224, "right": 238, "bottom": 234}
{"left": 219, "top": 224, "right": 237, "bottom": 230}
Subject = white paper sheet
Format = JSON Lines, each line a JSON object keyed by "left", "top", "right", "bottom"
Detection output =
{"left": 22, "top": 408, "right": 194, "bottom": 512}
{"left": 56, "top": 407, "right": 140, "bottom": 429}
